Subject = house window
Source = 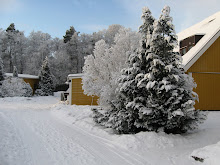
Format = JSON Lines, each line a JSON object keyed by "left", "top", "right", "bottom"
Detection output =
{"left": 179, "top": 34, "right": 204, "bottom": 55}
{"left": 181, "top": 48, "right": 187, "bottom": 56}
{"left": 188, "top": 45, "right": 193, "bottom": 50}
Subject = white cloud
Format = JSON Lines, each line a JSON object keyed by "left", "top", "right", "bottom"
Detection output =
{"left": 0, "top": 0, "right": 22, "bottom": 12}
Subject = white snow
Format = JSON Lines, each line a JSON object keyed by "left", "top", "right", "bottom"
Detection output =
{"left": 172, "top": 109, "right": 184, "bottom": 117}
{"left": 146, "top": 81, "right": 156, "bottom": 89}
{"left": 68, "top": 73, "right": 84, "bottom": 78}
{"left": 176, "top": 11, "right": 220, "bottom": 70}
{"left": 173, "top": 75, "right": 179, "bottom": 82}
{"left": 0, "top": 95, "right": 220, "bottom": 165}
{"left": 5, "top": 73, "right": 39, "bottom": 79}
{"left": 191, "top": 141, "right": 220, "bottom": 165}
{"left": 165, "top": 64, "right": 173, "bottom": 72}
{"left": 1, "top": 77, "right": 32, "bottom": 97}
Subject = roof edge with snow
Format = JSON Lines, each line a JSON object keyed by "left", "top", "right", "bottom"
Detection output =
{"left": 5, "top": 73, "right": 39, "bottom": 79}
{"left": 176, "top": 11, "right": 220, "bottom": 71}
{"left": 184, "top": 28, "right": 220, "bottom": 71}
{"left": 68, "top": 73, "right": 84, "bottom": 79}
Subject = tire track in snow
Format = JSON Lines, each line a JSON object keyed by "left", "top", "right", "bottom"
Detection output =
{"left": 16, "top": 110, "right": 109, "bottom": 165}
{"left": 0, "top": 111, "right": 32, "bottom": 165}
{"left": 0, "top": 97, "right": 150, "bottom": 165}
{"left": 52, "top": 115, "right": 151, "bottom": 165}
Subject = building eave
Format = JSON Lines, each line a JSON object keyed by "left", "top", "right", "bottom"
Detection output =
{"left": 184, "top": 29, "right": 220, "bottom": 71}
{"left": 5, "top": 73, "right": 39, "bottom": 79}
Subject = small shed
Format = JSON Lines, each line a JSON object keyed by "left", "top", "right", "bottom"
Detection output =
{"left": 5, "top": 73, "right": 39, "bottom": 94}
{"left": 68, "top": 74, "right": 98, "bottom": 105}
{"left": 177, "top": 11, "right": 220, "bottom": 110}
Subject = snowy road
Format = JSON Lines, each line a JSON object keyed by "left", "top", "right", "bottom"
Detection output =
{"left": 1, "top": 96, "right": 220, "bottom": 165}
{"left": 0, "top": 97, "right": 149, "bottom": 165}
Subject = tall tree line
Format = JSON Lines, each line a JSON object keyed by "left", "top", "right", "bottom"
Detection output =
{"left": 0, "top": 24, "right": 123, "bottom": 86}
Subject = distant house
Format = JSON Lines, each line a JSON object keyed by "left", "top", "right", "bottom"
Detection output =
{"left": 5, "top": 73, "right": 39, "bottom": 94}
{"left": 67, "top": 74, "right": 98, "bottom": 105}
{"left": 178, "top": 11, "right": 220, "bottom": 110}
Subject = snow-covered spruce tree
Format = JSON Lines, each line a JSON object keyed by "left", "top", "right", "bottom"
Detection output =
{"left": 136, "top": 6, "right": 206, "bottom": 134}
{"left": 92, "top": 7, "right": 155, "bottom": 133}
{"left": 13, "top": 66, "right": 18, "bottom": 77}
{"left": 63, "top": 26, "right": 76, "bottom": 43}
{"left": 35, "top": 56, "right": 54, "bottom": 96}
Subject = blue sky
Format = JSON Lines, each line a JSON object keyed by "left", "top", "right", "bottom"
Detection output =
{"left": 0, "top": 0, "right": 220, "bottom": 38}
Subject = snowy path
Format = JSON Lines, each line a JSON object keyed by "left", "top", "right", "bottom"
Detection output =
{"left": 1, "top": 97, "right": 220, "bottom": 165}
{"left": 0, "top": 97, "right": 149, "bottom": 165}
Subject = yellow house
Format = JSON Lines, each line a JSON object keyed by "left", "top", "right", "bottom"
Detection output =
{"left": 178, "top": 11, "right": 220, "bottom": 110}
{"left": 68, "top": 74, "right": 98, "bottom": 105}
{"left": 68, "top": 12, "right": 220, "bottom": 109}
{"left": 5, "top": 73, "right": 39, "bottom": 94}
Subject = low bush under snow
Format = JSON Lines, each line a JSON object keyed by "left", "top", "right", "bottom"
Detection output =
{"left": 0, "top": 77, "right": 32, "bottom": 97}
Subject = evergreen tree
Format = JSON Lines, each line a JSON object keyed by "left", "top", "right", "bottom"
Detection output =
{"left": 6, "top": 23, "right": 18, "bottom": 33}
{"left": 13, "top": 66, "right": 18, "bottom": 77}
{"left": 136, "top": 6, "right": 206, "bottom": 133}
{"left": 66, "top": 33, "right": 80, "bottom": 73}
{"left": 63, "top": 26, "right": 81, "bottom": 73}
{"left": 36, "top": 56, "right": 54, "bottom": 96}
{"left": 139, "top": 7, "right": 155, "bottom": 51}
{"left": 63, "top": 26, "right": 76, "bottom": 43}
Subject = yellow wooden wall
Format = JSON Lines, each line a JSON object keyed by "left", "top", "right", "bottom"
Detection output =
{"left": 23, "top": 78, "right": 39, "bottom": 94}
{"left": 192, "top": 73, "right": 220, "bottom": 110}
{"left": 188, "top": 37, "right": 220, "bottom": 72}
{"left": 188, "top": 37, "right": 220, "bottom": 110}
{"left": 71, "top": 78, "right": 98, "bottom": 105}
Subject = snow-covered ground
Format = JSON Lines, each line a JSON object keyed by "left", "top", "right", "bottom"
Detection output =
{"left": 0, "top": 95, "right": 220, "bottom": 165}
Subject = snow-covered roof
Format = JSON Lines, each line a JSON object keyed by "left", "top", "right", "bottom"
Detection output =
{"left": 5, "top": 73, "right": 39, "bottom": 79}
{"left": 177, "top": 11, "right": 220, "bottom": 71}
{"left": 68, "top": 73, "right": 84, "bottom": 79}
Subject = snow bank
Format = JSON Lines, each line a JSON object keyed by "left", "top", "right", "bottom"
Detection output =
{"left": 51, "top": 103, "right": 189, "bottom": 150}
{"left": 51, "top": 104, "right": 110, "bottom": 137}
{"left": 53, "top": 91, "right": 62, "bottom": 98}
{"left": 113, "top": 131, "right": 185, "bottom": 150}
{"left": 50, "top": 101, "right": 220, "bottom": 164}
{"left": 191, "top": 141, "right": 220, "bottom": 164}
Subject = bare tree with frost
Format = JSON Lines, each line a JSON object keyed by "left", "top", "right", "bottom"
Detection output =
{"left": 0, "top": 55, "right": 4, "bottom": 82}
{"left": 82, "top": 28, "right": 140, "bottom": 107}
